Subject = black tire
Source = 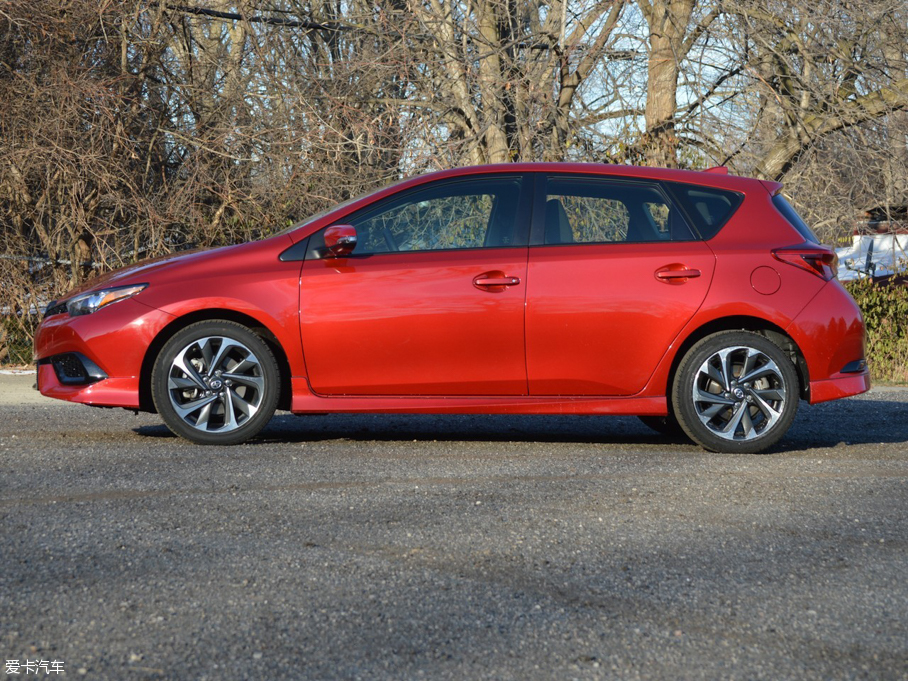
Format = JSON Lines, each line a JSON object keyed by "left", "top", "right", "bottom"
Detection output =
{"left": 638, "top": 413, "right": 687, "bottom": 438}
{"left": 151, "top": 320, "right": 280, "bottom": 445}
{"left": 672, "top": 331, "right": 799, "bottom": 454}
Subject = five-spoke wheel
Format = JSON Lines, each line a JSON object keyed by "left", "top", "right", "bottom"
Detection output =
{"left": 152, "top": 321, "right": 279, "bottom": 445}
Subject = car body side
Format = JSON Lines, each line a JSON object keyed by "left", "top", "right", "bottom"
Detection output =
{"left": 33, "top": 163, "right": 870, "bottom": 414}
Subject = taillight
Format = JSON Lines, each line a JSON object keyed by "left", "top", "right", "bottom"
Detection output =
{"left": 772, "top": 243, "right": 838, "bottom": 281}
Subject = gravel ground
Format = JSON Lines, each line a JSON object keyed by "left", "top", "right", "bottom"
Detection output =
{"left": 1, "top": 379, "right": 907, "bottom": 680}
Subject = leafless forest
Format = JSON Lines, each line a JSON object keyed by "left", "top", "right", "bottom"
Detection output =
{"left": 1, "top": 0, "right": 907, "bottom": 361}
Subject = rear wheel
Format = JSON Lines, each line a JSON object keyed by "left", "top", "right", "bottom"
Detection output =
{"left": 151, "top": 321, "right": 280, "bottom": 445}
{"left": 672, "top": 331, "right": 799, "bottom": 453}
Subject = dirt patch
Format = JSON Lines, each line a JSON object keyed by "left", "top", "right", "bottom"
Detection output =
{"left": 0, "top": 373, "right": 68, "bottom": 406}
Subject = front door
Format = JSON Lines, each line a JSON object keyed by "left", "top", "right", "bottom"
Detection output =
{"left": 300, "top": 176, "right": 531, "bottom": 396}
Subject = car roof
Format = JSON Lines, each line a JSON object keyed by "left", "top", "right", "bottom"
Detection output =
{"left": 410, "top": 163, "right": 773, "bottom": 192}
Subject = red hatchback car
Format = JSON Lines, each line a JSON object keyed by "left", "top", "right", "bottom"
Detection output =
{"left": 34, "top": 164, "right": 869, "bottom": 452}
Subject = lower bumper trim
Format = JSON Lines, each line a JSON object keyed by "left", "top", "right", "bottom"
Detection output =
{"left": 37, "top": 365, "right": 140, "bottom": 408}
{"left": 809, "top": 370, "right": 871, "bottom": 404}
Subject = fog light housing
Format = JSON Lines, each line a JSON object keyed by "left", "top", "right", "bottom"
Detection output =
{"left": 42, "top": 353, "right": 108, "bottom": 385}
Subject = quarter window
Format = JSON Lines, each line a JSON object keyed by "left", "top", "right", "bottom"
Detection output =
{"left": 665, "top": 183, "right": 743, "bottom": 240}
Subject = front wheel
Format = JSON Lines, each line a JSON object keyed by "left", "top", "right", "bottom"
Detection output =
{"left": 151, "top": 321, "right": 280, "bottom": 445}
{"left": 672, "top": 331, "right": 799, "bottom": 454}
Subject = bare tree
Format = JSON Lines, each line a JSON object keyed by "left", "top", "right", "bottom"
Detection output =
{"left": 2, "top": 0, "right": 908, "bottom": 363}
{"left": 395, "top": 0, "right": 630, "bottom": 164}
{"left": 636, "top": 0, "right": 723, "bottom": 166}
{"left": 729, "top": 0, "right": 908, "bottom": 181}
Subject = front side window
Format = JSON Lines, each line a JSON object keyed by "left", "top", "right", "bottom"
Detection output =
{"left": 543, "top": 177, "right": 695, "bottom": 244}
{"left": 308, "top": 177, "right": 524, "bottom": 257}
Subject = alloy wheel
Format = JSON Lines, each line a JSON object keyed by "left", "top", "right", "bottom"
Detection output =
{"left": 167, "top": 336, "right": 265, "bottom": 434}
{"left": 691, "top": 345, "right": 787, "bottom": 442}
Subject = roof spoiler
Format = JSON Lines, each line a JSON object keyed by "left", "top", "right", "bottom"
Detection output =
{"left": 704, "top": 166, "right": 728, "bottom": 174}
{"left": 761, "top": 180, "right": 783, "bottom": 195}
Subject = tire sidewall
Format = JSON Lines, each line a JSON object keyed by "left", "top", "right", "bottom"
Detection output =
{"left": 672, "top": 331, "right": 799, "bottom": 454}
{"left": 151, "top": 321, "right": 280, "bottom": 445}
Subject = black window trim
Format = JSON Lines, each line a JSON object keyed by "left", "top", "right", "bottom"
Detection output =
{"left": 296, "top": 174, "right": 534, "bottom": 260}
{"left": 771, "top": 193, "right": 820, "bottom": 245}
{"left": 279, "top": 236, "right": 309, "bottom": 262}
{"left": 529, "top": 173, "right": 699, "bottom": 246}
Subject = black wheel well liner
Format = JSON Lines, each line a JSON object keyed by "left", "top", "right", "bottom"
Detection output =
{"left": 666, "top": 316, "right": 810, "bottom": 401}
{"left": 139, "top": 309, "right": 294, "bottom": 413}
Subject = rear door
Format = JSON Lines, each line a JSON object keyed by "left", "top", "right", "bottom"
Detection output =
{"left": 526, "top": 174, "right": 716, "bottom": 395}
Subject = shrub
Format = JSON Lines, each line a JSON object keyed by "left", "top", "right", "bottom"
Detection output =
{"left": 0, "top": 316, "right": 33, "bottom": 366}
{"left": 845, "top": 278, "right": 908, "bottom": 384}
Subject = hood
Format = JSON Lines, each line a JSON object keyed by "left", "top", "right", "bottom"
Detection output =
{"left": 60, "top": 244, "right": 242, "bottom": 300}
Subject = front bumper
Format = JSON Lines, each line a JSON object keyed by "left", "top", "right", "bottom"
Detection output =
{"left": 34, "top": 298, "right": 175, "bottom": 408}
{"left": 36, "top": 365, "right": 142, "bottom": 408}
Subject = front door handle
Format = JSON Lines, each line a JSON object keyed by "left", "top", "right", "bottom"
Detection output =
{"left": 655, "top": 267, "right": 701, "bottom": 281}
{"left": 474, "top": 276, "right": 520, "bottom": 286}
{"left": 473, "top": 272, "right": 521, "bottom": 290}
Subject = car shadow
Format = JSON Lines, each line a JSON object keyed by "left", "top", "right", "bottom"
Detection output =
{"left": 133, "top": 391, "right": 908, "bottom": 450}
{"left": 135, "top": 413, "right": 678, "bottom": 446}
{"left": 777, "top": 392, "right": 908, "bottom": 451}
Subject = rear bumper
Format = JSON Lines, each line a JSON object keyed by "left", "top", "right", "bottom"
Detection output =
{"left": 786, "top": 280, "right": 869, "bottom": 404}
{"left": 809, "top": 369, "right": 871, "bottom": 405}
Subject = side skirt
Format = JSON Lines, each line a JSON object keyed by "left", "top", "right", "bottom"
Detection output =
{"left": 289, "top": 378, "right": 666, "bottom": 416}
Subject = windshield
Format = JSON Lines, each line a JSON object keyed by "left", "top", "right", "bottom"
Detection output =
{"left": 274, "top": 176, "right": 413, "bottom": 237}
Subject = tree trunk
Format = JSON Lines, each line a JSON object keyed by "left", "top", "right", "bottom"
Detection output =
{"left": 643, "top": 31, "right": 682, "bottom": 167}
{"left": 639, "top": 0, "right": 697, "bottom": 168}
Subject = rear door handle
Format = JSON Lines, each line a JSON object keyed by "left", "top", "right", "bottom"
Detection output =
{"left": 655, "top": 268, "right": 701, "bottom": 281}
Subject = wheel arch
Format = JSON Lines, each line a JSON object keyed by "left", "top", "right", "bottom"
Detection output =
{"left": 139, "top": 309, "right": 293, "bottom": 413}
{"left": 665, "top": 316, "right": 810, "bottom": 402}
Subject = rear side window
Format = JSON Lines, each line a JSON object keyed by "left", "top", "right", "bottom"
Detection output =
{"left": 772, "top": 195, "right": 820, "bottom": 244}
{"left": 543, "top": 177, "right": 696, "bottom": 244}
{"left": 666, "top": 183, "right": 743, "bottom": 240}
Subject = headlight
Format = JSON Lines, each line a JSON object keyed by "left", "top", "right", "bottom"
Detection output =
{"left": 66, "top": 284, "right": 148, "bottom": 317}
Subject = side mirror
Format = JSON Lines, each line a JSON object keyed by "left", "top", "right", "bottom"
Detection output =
{"left": 323, "top": 224, "right": 357, "bottom": 257}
